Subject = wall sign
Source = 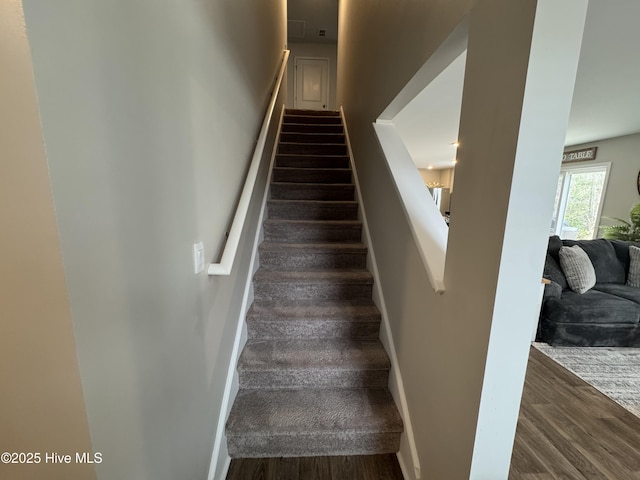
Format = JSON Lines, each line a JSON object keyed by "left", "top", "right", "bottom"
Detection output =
{"left": 562, "top": 146, "right": 597, "bottom": 163}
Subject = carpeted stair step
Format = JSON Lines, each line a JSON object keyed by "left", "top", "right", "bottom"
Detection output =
{"left": 272, "top": 167, "right": 352, "bottom": 184}
{"left": 280, "top": 132, "right": 345, "bottom": 144}
{"left": 263, "top": 219, "right": 362, "bottom": 243}
{"left": 281, "top": 123, "right": 344, "bottom": 134}
{"left": 246, "top": 300, "right": 381, "bottom": 339}
{"left": 270, "top": 182, "right": 355, "bottom": 201}
{"left": 259, "top": 242, "right": 367, "bottom": 270}
{"left": 237, "top": 339, "right": 390, "bottom": 389}
{"left": 225, "top": 107, "right": 404, "bottom": 460}
{"left": 284, "top": 114, "right": 343, "bottom": 125}
{"left": 286, "top": 109, "right": 340, "bottom": 116}
{"left": 253, "top": 268, "right": 373, "bottom": 301}
{"left": 275, "top": 154, "right": 350, "bottom": 169}
{"left": 278, "top": 142, "right": 348, "bottom": 156}
{"left": 226, "top": 388, "right": 403, "bottom": 457}
{"left": 268, "top": 200, "right": 358, "bottom": 221}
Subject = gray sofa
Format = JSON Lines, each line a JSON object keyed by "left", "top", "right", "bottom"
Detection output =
{"left": 537, "top": 236, "right": 640, "bottom": 346}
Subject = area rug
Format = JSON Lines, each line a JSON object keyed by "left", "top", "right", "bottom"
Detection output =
{"left": 533, "top": 343, "right": 640, "bottom": 418}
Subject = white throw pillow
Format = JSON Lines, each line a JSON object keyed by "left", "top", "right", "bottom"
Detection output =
{"left": 559, "top": 245, "right": 596, "bottom": 294}
{"left": 627, "top": 245, "right": 640, "bottom": 288}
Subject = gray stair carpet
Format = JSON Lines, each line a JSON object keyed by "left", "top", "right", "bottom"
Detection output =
{"left": 226, "top": 108, "right": 403, "bottom": 458}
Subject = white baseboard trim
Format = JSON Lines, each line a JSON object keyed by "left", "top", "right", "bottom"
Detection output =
{"left": 340, "top": 107, "right": 421, "bottom": 480}
{"left": 207, "top": 105, "right": 286, "bottom": 480}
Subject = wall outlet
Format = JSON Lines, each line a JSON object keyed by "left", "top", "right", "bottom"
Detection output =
{"left": 193, "top": 242, "right": 205, "bottom": 274}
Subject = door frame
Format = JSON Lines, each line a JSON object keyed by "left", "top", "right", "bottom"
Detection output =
{"left": 293, "top": 56, "right": 330, "bottom": 110}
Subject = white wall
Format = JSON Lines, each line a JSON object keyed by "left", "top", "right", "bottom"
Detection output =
{"left": 338, "top": 0, "right": 586, "bottom": 477}
{"left": 286, "top": 42, "right": 338, "bottom": 110}
{"left": 0, "top": 3, "right": 95, "bottom": 479}
{"left": 418, "top": 168, "right": 455, "bottom": 190}
{"left": 22, "top": 1, "right": 286, "bottom": 479}
{"left": 566, "top": 132, "right": 640, "bottom": 224}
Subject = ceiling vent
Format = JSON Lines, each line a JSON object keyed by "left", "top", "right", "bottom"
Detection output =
{"left": 288, "top": 20, "right": 305, "bottom": 38}
{"left": 318, "top": 29, "right": 327, "bottom": 38}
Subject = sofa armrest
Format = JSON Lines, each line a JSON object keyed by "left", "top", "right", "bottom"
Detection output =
{"left": 543, "top": 280, "right": 563, "bottom": 300}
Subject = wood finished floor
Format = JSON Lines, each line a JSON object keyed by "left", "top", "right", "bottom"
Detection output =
{"left": 227, "top": 347, "right": 640, "bottom": 479}
{"left": 510, "top": 347, "right": 640, "bottom": 479}
{"left": 226, "top": 454, "right": 403, "bottom": 480}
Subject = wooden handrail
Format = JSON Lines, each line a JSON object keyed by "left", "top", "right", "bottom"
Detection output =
{"left": 208, "top": 50, "right": 290, "bottom": 275}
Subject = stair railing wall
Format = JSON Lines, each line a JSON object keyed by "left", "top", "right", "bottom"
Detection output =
{"left": 372, "top": 120, "right": 448, "bottom": 293}
{"left": 208, "top": 49, "right": 290, "bottom": 276}
{"left": 341, "top": 108, "right": 422, "bottom": 480}
{"left": 208, "top": 104, "right": 287, "bottom": 480}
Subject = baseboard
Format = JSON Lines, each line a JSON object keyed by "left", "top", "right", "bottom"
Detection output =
{"left": 397, "top": 450, "right": 413, "bottom": 480}
{"left": 207, "top": 105, "right": 286, "bottom": 480}
{"left": 340, "top": 107, "right": 421, "bottom": 480}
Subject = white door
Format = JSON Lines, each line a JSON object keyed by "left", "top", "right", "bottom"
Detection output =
{"left": 294, "top": 57, "right": 329, "bottom": 110}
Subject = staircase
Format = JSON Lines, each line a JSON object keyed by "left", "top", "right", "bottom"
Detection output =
{"left": 225, "top": 109, "right": 403, "bottom": 458}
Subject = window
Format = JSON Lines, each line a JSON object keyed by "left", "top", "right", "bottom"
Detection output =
{"left": 550, "top": 163, "right": 610, "bottom": 240}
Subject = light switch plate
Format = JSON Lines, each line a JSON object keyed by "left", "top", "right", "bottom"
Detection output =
{"left": 193, "top": 242, "right": 205, "bottom": 274}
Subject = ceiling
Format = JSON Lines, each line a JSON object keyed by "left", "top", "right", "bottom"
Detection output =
{"left": 287, "top": 1, "right": 640, "bottom": 169}
{"left": 287, "top": 0, "right": 338, "bottom": 44}
{"left": 395, "top": 0, "right": 640, "bottom": 169}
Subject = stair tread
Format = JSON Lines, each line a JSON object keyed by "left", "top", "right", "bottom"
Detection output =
{"left": 284, "top": 114, "right": 341, "bottom": 117}
{"left": 268, "top": 199, "right": 358, "bottom": 205}
{"left": 273, "top": 167, "right": 351, "bottom": 172}
{"left": 279, "top": 141, "right": 346, "bottom": 146}
{"left": 226, "top": 107, "right": 403, "bottom": 457}
{"left": 254, "top": 268, "right": 373, "bottom": 283}
{"left": 226, "top": 388, "right": 403, "bottom": 435}
{"left": 264, "top": 219, "right": 361, "bottom": 226}
{"left": 282, "top": 124, "right": 342, "bottom": 127}
{"left": 271, "top": 182, "right": 354, "bottom": 188}
{"left": 259, "top": 242, "right": 366, "bottom": 252}
{"left": 285, "top": 110, "right": 340, "bottom": 116}
{"left": 281, "top": 132, "right": 344, "bottom": 136}
{"left": 239, "top": 339, "right": 390, "bottom": 371}
{"left": 249, "top": 299, "right": 380, "bottom": 319}
{"left": 276, "top": 153, "right": 349, "bottom": 158}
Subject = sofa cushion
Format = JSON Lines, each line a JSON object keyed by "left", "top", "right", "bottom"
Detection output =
{"left": 547, "top": 235, "right": 563, "bottom": 263}
{"left": 542, "top": 289, "right": 640, "bottom": 325}
{"left": 628, "top": 245, "right": 640, "bottom": 288}
{"left": 593, "top": 283, "right": 640, "bottom": 305}
{"left": 610, "top": 240, "right": 640, "bottom": 273}
{"left": 559, "top": 245, "right": 596, "bottom": 294}
{"left": 543, "top": 254, "right": 568, "bottom": 290}
{"left": 562, "top": 238, "right": 626, "bottom": 284}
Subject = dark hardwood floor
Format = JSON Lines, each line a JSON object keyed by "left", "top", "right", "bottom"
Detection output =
{"left": 227, "top": 347, "right": 640, "bottom": 479}
{"left": 510, "top": 347, "right": 640, "bottom": 479}
{"left": 226, "top": 454, "right": 403, "bottom": 480}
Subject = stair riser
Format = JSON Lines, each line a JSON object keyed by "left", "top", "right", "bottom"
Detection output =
{"left": 254, "top": 282, "right": 373, "bottom": 301}
{"left": 239, "top": 369, "right": 389, "bottom": 389}
{"left": 268, "top": 203, "right": 358, "bottom": 221}
{"left": 272, "top": 169, "right": 352, "bottom": 184}
{"left": 278, "top": 143, "right": 348, "bottom": 156}
{"left": 281, "top": 124, "right": 343, "bottom": 134}
{"left": 225, "top": 110, "right": 403, "bottom": 461}
{"left": 275, "top": 155, "right": 350, "bottom": 169}
{"left": 286, "top": 109, "right": 340, "bottom": 116}
{"left": 246, "top": 320, "right": 381, "bottom": 340}
{"left": 263, "top": 223, "right": 362, "bottom": 243}
{"left": 280, "top": 133, "right": 345, "bottom": 144}
{"left": 227, "top": 432, "right": 401, "bottom": 458}
{"left": 283, "top": 116, "right": 343, "bottom": 125}
{"left": 270, "top": 184, "right": 355, "bottom": 201}
{"left": 259, "top": 250, "right": 366, "bottom": 270}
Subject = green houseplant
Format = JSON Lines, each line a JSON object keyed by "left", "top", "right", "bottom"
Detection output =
{"left": 601, "top": 203, "right": 640, "bottom": 241}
